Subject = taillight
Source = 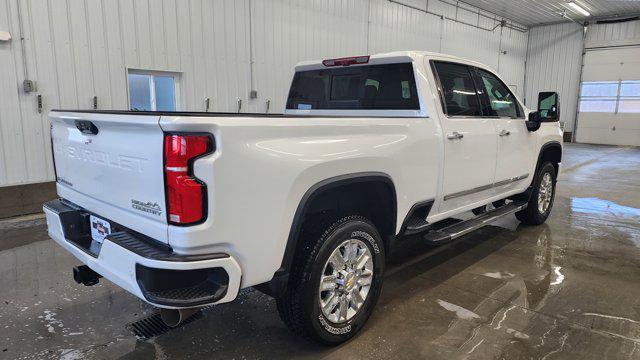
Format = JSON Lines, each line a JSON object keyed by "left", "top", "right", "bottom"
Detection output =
{"left": 163, "top": 134, "right": 214, "bottom": 225}
{"left": 322, "top": 55, "right": 369, "bottom": 67}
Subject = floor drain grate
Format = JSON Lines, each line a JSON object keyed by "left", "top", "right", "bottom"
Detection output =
{"left": 126, "top": 310, "right": 204, "bottom": 340}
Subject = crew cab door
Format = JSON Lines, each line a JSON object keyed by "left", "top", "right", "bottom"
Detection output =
{"left": 431, "top": 61, "right": 498, "bottom": 213}
{"left": 472, "top": 68, "right": 534, "bottom": 194}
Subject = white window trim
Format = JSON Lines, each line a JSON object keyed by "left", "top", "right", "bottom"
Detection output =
{"left": 126, "top": 68, "right": 183, "bottom": 111}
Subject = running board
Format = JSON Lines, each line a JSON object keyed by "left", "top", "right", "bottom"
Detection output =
{"left": 423, "top": 202, "right": 527, "bottom": 244}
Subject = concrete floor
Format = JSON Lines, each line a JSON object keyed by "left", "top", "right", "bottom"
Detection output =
{"left": 1, "top": 143, "right": 639, "bottom": 360}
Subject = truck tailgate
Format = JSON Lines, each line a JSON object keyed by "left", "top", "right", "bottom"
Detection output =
{"left": 50, "top": 111, "right": 168, "bottom": 243}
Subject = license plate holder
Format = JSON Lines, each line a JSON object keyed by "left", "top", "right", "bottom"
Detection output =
{"left": 90, "top": 215, "right": 111, "bottom": 244}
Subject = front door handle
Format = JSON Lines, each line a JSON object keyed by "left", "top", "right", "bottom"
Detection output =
{"left": 499, "top": 129, "right": 511, "bottom": 137}
{"left": 447, "top": 131, "right": 464, "bottom": 140}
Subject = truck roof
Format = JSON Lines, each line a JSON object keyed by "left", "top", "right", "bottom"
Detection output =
{"left": 294, "top": 51, "right": 491, "bottom": 73}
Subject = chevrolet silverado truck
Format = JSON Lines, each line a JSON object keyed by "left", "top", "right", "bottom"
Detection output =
{"left": 44, "top": 51, "right": 562, "bottom": 345}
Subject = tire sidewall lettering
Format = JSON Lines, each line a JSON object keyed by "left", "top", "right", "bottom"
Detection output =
{"left": 318, "top": 315, "right": 352, "bottom": 335}
{"left": 351, "top": 230, "right": 380, "bottom": 254}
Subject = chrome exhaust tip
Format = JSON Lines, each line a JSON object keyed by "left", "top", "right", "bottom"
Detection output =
{"left": 159, "top": 308, "right": 200, "bottom": 327}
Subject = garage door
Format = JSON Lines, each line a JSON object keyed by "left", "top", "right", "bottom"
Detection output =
{"left": 576, "top": 46, "right": 640, "bottom": 146}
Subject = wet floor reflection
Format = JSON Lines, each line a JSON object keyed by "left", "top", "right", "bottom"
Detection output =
{"left": 570, "top": 197, "right": 640, "bottom": 219}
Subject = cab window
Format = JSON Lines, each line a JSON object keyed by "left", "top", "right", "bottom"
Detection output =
{"left": 475, "top": 69, "right": 521, "bottom": 118}
{"left": 286, "top": 63, "right": 419, "bottom": 110}
{"left": 432, "top": 62, "right": 482, "bottom": 117}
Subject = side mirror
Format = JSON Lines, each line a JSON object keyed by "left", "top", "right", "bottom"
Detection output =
{"left": 537, "top": 92, "right": 559, "bottom": 122}
{"left": 526, "top": 111, "right": 542, "bottom": 132}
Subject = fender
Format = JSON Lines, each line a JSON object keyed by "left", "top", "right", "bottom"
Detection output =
{"left": 534, "top": 141, "right": 562, "bottom": 178}
{"left": 261, "top": 172, "right": 397, "bottom": 297}
{"left": 512, "top": 141, "right": 562, "bottom": 203}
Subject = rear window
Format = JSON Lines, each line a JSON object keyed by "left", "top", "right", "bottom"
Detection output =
{"left": 286, "top": 63, "right": 420, "bottom": 110}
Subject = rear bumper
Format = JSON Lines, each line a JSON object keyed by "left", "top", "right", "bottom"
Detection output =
{"left": 43, "top": 199, "right": 242, "bottom": 309}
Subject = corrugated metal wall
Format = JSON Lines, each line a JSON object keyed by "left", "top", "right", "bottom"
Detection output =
{"left": 524, "top": 22, "right": 584, "bottom": 133}
{"left": 0, "top": 0, "right": 528, "bottom": 187}
{"left": 585, "top": 19, "right": 640, "bottom": 48}
{"left": 524, "top": 19, "right": 640, "bottom": 135}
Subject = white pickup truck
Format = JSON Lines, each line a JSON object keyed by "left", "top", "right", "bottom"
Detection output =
{"left": 44, "top": 51, "right": 562, "bottom": 345}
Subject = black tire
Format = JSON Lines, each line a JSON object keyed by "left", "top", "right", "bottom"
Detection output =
{"left": 276, "top": 215, "right": 385, "bottom": 345}
{"left": 516, "top": 162, "right": 556, "bottom": 225}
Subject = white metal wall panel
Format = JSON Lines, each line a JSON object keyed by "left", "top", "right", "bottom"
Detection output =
{"left": 252, "top": 0, "right": 369, "bottom": 113}
{"left": 368, "top": 0, "right": 527, "bottom": 97}
{"left": 428, "top": 0, "right": 456, "bottom": 19}
{"left": 524, "top": 22, "right": 584, "bottom": 132}
{"left": 585, "top": 19, "right": 640, "bottom": 48}
{"left": 68, "top": 0, "right": 95, "bottom": 110}
{"left": 0, "top": 0, "right": 27, "bottom": 185}
{"left": 85, "top": 0, "right": 112, "bottom": 110}
{"left": 21, "top": 0, "right": 55, "bottom": 182}
{"left": 50, "top": 0, "right": 79, "bottom": 109}
{"left": 368, "top": 0, "right": 441, "bottom": 54}
{"left": 440, "top": 19, "right": 500, "bottom": 71}
{"left": 0, "top": 0, "right": 528, "bottom": 187}
{"left": 499, "top": 26, "right": 529, "bottom": 97}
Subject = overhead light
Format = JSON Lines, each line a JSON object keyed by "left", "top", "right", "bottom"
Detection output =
{"left": 566, "top": 2, "right": 590, "bottom": 17}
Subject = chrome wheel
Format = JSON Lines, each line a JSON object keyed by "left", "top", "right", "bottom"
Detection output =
{"left": 319, "top": 239, "right": 373, "bottom": 324}
{"left": 537, "top": 172, "right": 553, "bottom": 214}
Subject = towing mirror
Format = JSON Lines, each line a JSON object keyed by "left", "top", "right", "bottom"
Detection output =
{"left": 538, "top": 92, "right": 559, "bottom": 122}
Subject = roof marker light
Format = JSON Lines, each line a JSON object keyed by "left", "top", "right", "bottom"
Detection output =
{"left": 322, "top": 55, "right": 370, "bottom": 67}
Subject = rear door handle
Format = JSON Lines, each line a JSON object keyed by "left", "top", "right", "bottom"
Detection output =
{"left": 499, "top": 130, "right": 511, "bottom": 137}
{"left": 447, "top": 131, "right": 464, "bottom": 140}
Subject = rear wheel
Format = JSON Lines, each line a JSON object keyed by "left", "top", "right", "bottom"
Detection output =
{"left": 276, "top": 215, "right": 385, "bottom": 345}
{"left": 516, "top": 162, "right": 556, "bottom": 225}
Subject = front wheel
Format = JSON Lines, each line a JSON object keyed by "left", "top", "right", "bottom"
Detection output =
{"left": 516, "top": 162, "right": 557, "bottom": 225}
{"left": 276, "top": 215, "right": 385, "bottom": 345}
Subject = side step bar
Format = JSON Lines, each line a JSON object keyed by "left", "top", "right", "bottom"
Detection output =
{"left": 404, "top": 217, "right": 430, "bottom": 236}
{"left": 423, "top": 202, "right": 527, "bottom": 244}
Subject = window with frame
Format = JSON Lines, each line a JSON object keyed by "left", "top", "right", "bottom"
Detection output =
{"left": 475, "top": 69, "right": 521, "bottom": 118}
{"left": 578, "top": 81, "right": 618, "bottom": 113}
{"left": 432, "top": 62, "right": 481, "bottom": 117}
{"left": 618, "top": 81, "right": 640, "bottom": 113}
{"left": 286, "top": 63, "right": 419, "bottom": 110}
{"left": 578, "top": 80, "right": 640, "bottom": 114}
{"left": 128, "top": 70, "right": 180, "bottom": 111}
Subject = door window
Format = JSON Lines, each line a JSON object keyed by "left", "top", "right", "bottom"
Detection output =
{"left": 432, "top": 62, "right": 481, "bottom": 117}
{"left": 475, "top": 69, "right": 521, "bottom": 118}
{"left": 128, "top": 70, "right": 180, "bottom": 111}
